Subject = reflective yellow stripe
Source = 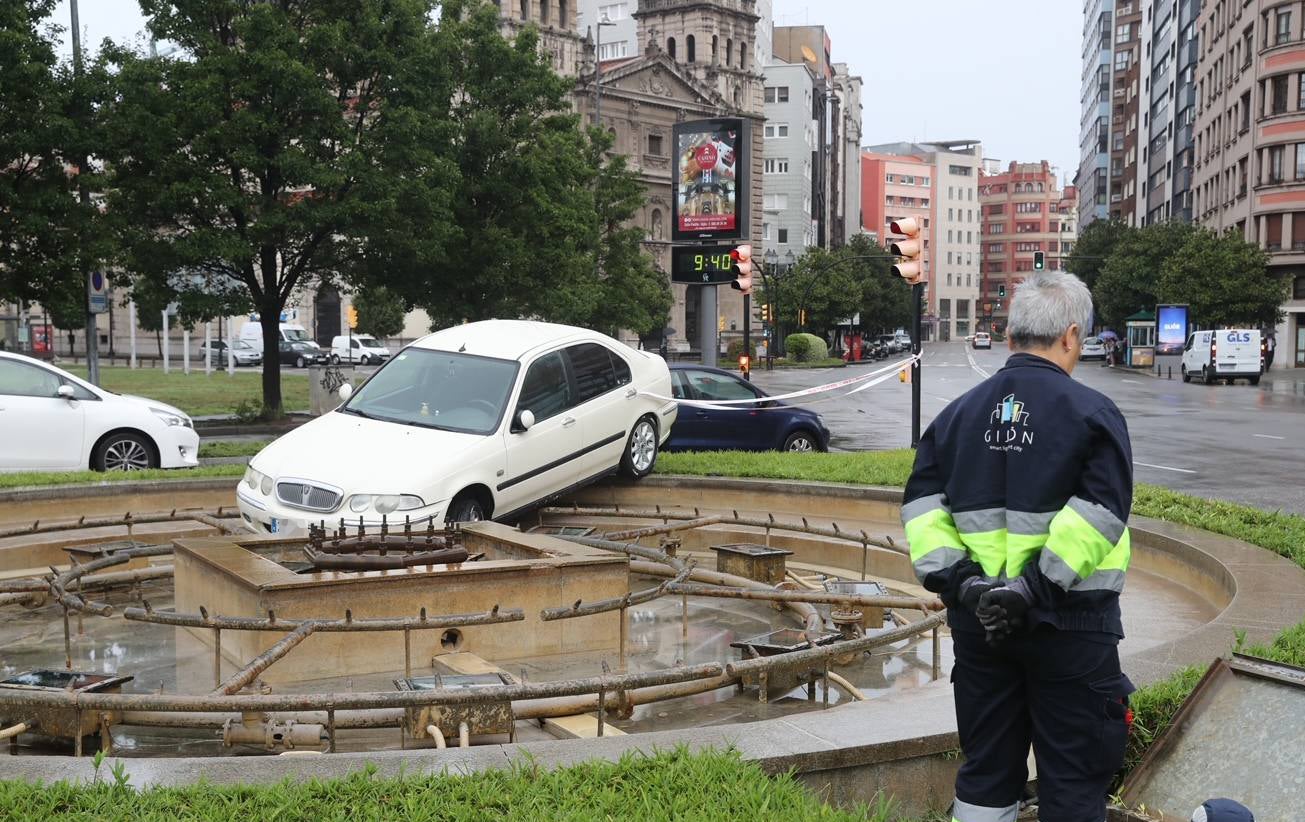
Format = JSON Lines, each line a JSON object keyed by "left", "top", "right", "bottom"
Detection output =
{"left": 906, "top": 508, "right": 962, "bottom": 563}
{"left": 1006, "top": 532, "right": 1048, "bottom": 578}
{"left": 1045, "top": 505, "right": 1125, "bottom": 581}
{"left": 952, "top": 529, "right": 1008, "bottom": 578}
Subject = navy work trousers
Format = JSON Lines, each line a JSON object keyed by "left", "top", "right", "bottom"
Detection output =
{"left": 950, "top": 626, "right": 1133, "bottom": 822}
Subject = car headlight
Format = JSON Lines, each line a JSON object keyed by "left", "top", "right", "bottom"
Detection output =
{"left": 260, "top": 475, "right": 273, "bottom": 495}
{"left": 244, "top": 467, "right": 264, "bottom": 491}
{"left": 348, "top": 494, "right": 425, "bottom": 514}
{"left": 151, "top": 407, "right": 191, "bottom": 428}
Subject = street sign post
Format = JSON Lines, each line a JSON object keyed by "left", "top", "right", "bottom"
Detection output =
{"left": 88, "top": 272, "right": 108, "bottom": 314}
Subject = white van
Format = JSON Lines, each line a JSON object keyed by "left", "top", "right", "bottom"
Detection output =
{"left": 1181, "top": 329, "right": 1263, "bottom": 385}
{"left": 240, "top": 322, "right": 313, "bottom": 345}
{"left": 330, "top": 334, "right": 391, "bottom": 365}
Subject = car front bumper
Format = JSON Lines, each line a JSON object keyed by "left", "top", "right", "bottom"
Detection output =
{"left": 158, "top": 427, "right": 201, "bottom": 469}
{"left": 235, "top": 488, "right": 447, "bottom": 537}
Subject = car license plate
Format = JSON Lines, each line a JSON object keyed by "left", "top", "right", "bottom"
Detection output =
{"left": 269, "top": 518, "right": 279, "bottom": 534}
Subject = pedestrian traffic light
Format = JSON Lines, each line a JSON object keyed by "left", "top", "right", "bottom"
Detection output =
{"left": 738, "top": 354, "right": 750, "bottom": 375}
{"left": 888, "top": 218, "right": 924, "bottom": 284}
{"left": 760, "top": 303, "right": 771, "bottom": 323}
{"left": 730, "top": 244, "right": 753, "bottom": 295}
{"left": 346, "top": 305, "right": 358, "bottom": 330}
{"left": 1033, "top": 251, "right": 1045, "bottom": 271}
{"left": 998, "top": 283, "right": 1006, "bottom": 298}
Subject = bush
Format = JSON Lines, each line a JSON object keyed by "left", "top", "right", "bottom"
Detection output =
{"left": 784, "top": 333, "right": 828, "bottom": 362}
{"left": 725, "top": 339, "right": 757, "bottom": 362}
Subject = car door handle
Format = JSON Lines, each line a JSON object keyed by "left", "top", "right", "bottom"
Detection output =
{"left": 695, "top": 410, "right": 708, "bottom": 418}
{"left": 625, "top": 387, "right": 637, "bottom": 398}
{"left": 562, "top": 416, "right": 577, "bottom": 428}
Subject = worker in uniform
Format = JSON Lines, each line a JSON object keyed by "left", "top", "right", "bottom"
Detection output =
{"left": 901, "top": 271, "right": 1135, "bottom": 822}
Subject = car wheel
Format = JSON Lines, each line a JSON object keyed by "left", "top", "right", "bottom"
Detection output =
{"left": 331, "top": 354, "right": 340, "bottom": 365}
{"left": 93, "top": 432, "right": 156, "bottom": 472}
{"left": 295, "top": 356, "right": 305, "bottom": 368}
{"left": 1181, "top": 365, "right": 1190, "bottom": 383}
{"left": 1249, "top": 375, "right": 1261, "bottom": 386}
{"left": 1203, "top": 366, "right": 1215, "bottom": 385}
{"left": 445, "top": 493, "right": 486, "bottom": 525}
{"left": 620, "top": 416, "right": 658, "bottom": 479}
{"left": 783, "top": 430, "right": 818, "bottom": 452}
{"left": 360, "top": 354, "right": 371, "bottom": 366}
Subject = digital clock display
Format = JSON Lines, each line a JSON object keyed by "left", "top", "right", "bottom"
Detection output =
{"left": 671, "top": 244, "right": 740, "bottom": 285}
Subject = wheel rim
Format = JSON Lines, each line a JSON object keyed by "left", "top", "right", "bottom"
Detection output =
{"left": 104, "top": 439, "right": 149, "bottom": 471}
{"left": 788, "top": 436, "right": 814, "bottom": 452}
{"left": 631, "top": 421, "right": 657, "bottom": 472}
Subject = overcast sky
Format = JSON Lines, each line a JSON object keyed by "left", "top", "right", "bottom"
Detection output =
{"left": 53, "top": 0, "right": 1081, "bottom": 185}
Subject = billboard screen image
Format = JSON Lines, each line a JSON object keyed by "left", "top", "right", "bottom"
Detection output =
{"left": 673, "top": 119, "right": 743, "bottom": 240}
{"left": 1156, "top": 304, "right": 1189, "bottom": 355}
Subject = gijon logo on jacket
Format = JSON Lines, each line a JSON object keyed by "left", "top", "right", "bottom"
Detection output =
{"left": 985, "top": 393, "right": 1034, "bottom": 452}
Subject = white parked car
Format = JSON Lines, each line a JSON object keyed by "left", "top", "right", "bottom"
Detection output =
{"left": 330, "top": 334, "right": 391, "bottom": 366}
{"left": 237, "top": 321, "right": 676, "bottom": 536}
{"left": 0, "top": 352, "right": 199, "bottom": 472}
{"left": 197, "top": 339, "right": 262, "bottom": 367}
{"left": 972, "top": 332, "right": 992, "bottom": 350}
{"left": 1079, "top": 336, "right": 1106, "bottom": 360}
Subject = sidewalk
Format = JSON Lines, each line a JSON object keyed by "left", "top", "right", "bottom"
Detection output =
{"left": 1259, "top": 367, "right": 1305, "bottom": 395}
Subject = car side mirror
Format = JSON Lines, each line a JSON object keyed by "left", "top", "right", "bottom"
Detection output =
{"left": 57, "top": 384, "right": 76, "bottom": 400}
{"left": 513, "top": 409, "right": 535, "bottom": 433}
{"left": 337, "top": 383, "right": 354, "bottom": 401}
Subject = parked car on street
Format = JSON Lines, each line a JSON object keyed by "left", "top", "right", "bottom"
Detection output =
{"left": 278, "top": 340, "right": 328, "bottom": 369}
{"left": 237, "top": 321, "right": 675, "bottom": 536}
{"left": 665, "top": 365, "right": 830, "bottom": 453}
{"left": 197, "top": 339, "right": 262, "bottom": 367}
{"left": 1181, "top": 329, "right": 1263, "bottom": 385}
{"left": 1079, "top": 336, "right": 1106, "bottom": 360}
{"left": 0, "top": 351, "right": 198, "bottom": 472}
{"left": 972, "top": 332, "right": 992, "bottom": 350}
{"left": 331, "top": 334, "right": 392, "bottom": 366}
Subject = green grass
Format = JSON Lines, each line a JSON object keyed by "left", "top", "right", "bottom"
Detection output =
{"left": 65, "top": 366, "right": 310, "bottom": 417}
{"left": 198, "top": 440, "right": 270, "bottom": 459}
{"left": 1, "top": 748, "right": 897, "bottom": 822}
{"left": 657, "top": 450, "right": 915, "bottom": 487}
{"left": 0, "top": 464, "right": 246, "bottom": 490}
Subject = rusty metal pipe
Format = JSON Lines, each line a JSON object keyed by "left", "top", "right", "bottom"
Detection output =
{"left": 629, "top": 560, "right": 819, "bottom": 632}
{"left": 561, "top": 535, "right": 688, "bottom": 572}
{"left": 302, "top": 546, "right": 469, "bottom": 571}
{"left": 118, "top": 709, "right": 404, "bottom": 730}
{"left": 0, "top": 592, "right": 44, "bottom": 607}
{"left": 427, "top": 724, "right": 446, "bottom": 748}
{"left": 0, "top": 510, "right": 235, "bottom": 540}
{"left": 313, "top": 535, "right": 452, "bottom": 554}
{"left": 540, "top": 563, "right": 694, "bottom": 621}
{"left": 0, "top": 719, "right": 34, "bottom": 740}
{"left": 725, "top": 611, "right": 947, "bottom": 677}
{"left": 600, "top": 515, "right": 726, "bottom": 542}
{"left": 124, "top": 606, "right": 523, "bottom": 632}
{"left": 0, "top": 663, "right": 726, "bottom": 713}
{"left": 215, "top": 622, "right": 319, "bottom": 695}
{"left": 665, "top": 582, "right": 942, "bottom": 612}
{"left": 458, "top": 720, "right": 469, "bottom": 748}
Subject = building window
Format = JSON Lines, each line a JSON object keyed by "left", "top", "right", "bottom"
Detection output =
{"left": 764, "top": 193, "right": 788, "bottom": 210}
{"left": 1273, "top": 74, "right": 1289, "bottom": 113}
{"left": 763, "top": 124, "right": 788, "bottom": 138}
{"left": 948, "top": 208, "right": 954, "bottom": 220}
{"left": 762, "top": 222, "right": 770, "bottom": 241}
{"left": 949, "top": 164, "right": 971, "bottom": 176}
{"left": 947, "top": 252, "right": 953, "bottom": 265}
{"left": 778, "top": 228, "right": 789, "bottom": 244}
{"left": 520, "top": 0, "right": 529, "bottom": 20}
{"left": 597, "top": 2, "right": 625, "bottom": 20}
{"left": 1278, "top": 9, "right": 1292, "bottom": 45}
{"left": 686, "top": 34, "right": 695, "bottom": 63}
{"left": 647, "top": 133, "right": 663, "bottom": 155}
{"left": 1296, "top": 144, "right": 1305, "bottom": 180}
{"left": 1270, "top": 144, "right": 1285, "bottom": 182}
{"left": 649, "top": 208, "right": 663, "bottom": 240}
{"left": 667, "top": 37, "right": 676, "bottom": 60}
{"left": 763, "top": 158, "right": 789, "bottom": 174}
{"left": 711, "top": 34, "right": 718, "bottom": 62}
{"left": 1266, "top": 213, "right": 1283, "bottom": 250}
{"left": 725, "top": 39, "right": 732, "bottom": 66}
{"left": 1294, "top": 274, "right": 1305, "bottom": 298}
{"left": 946, "top": 273, "right": 953, "bottom": 286}
{"left": 598, "top": 41, "right": 628, "bottom": 60}
{"left": 739, "top": 40, "right": 746, "bottom": 69}
{"left": 764, "top": 86, "right": 789, "bottom": 103}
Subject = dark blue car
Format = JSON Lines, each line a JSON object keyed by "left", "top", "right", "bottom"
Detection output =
{"left": 666, "top": 365, "right": 831, "bottom": 452}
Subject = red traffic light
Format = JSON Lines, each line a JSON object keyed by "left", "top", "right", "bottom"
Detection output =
{"left": 730, "top": 244, "right": 753, "bottom": 295}
{"left": 738, "top": 354, "right": 750, "bottom": 373}
{"left": 889, "top": 218, "right": 924, "bottom": 284}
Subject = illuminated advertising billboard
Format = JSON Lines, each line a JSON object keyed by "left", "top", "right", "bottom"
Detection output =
{"left": 1155, "top": 304, "right": 1189, "bottom": 355}
{"left": 672, "top": 118, "right": 749, "bottom": 242}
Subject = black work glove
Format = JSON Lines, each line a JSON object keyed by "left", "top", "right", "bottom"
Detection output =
{"left": 956, "top": 576, "right": 1000, "bottom": 615}
{"left": 977, "top": 577, "right": 1033, "bottom": 645}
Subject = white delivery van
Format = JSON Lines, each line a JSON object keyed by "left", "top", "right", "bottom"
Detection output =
{"left": 1180, "top": 329, "right": 1263, "bottom": 385}
{"left": 240, "top": 322, "right": 314, "bottom": 346}
{"left": 330, "top": 334, "right": 391, "bottom": 365}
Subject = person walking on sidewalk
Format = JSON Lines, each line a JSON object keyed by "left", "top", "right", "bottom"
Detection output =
{"left": 901, "top": 270, "right": 1136, "bottom": 822}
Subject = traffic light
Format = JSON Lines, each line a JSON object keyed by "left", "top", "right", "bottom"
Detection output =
{"left": 998, "top": 283, "right": 1006, "bottom": 298}
{"left": 760, "top": 303, "right": 771, "bottom": 323}
{"left": 888, "top": 218, "right": 924, "bottom": 284}
{"left": 1033, "top": 251, "right": 1045, "bottom": 270}
{"left": 738, "top": 354, "right": 750, "bottom": 375}
{"left": 730, "top": 244, "right": 753, "bottom": 295}
{"left": 346, "top": 305, "right": 358, "bottom": 330}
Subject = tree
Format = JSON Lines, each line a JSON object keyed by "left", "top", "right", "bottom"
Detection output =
{"left": 1092, "top": 221, "right": 1197, "bottom": 331}
{"left": 0, "top": 1, "right": 109, "bottom": 329}
{"left": 351, "top": 285, "right": 405, "bottom": 340}
{"left": 1158, "top": 228, "right": 1286, "bottom": 329}
{"left": 850, "top": 236, "right": 912, "bottom": 334}
{"left": 1066, "top": 218, "right": 1129, "bottom": 291}
{"left": 103, "top": 0, "right": 458, "bottom": 417}
{"left": 764, "top": 236, "right": 907, "bottom": 341}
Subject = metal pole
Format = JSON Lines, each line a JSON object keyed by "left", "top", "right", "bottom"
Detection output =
{"left": 204, "top": 322, "right": 212, "bottom": 376}
{"left": 70, "top": 0, "right": 99, "bottom": 386}
{"left": 129, "top": 301, "right": 137, "bottom": 368}
{"left": 699, "top": 285, "right": 718, "bottom": 367}
{"left": 911, "top": 282, "right": 923, "bottom": 448}
{"left": 226, "top": 317, "right": 235, "bottom": 375}
{"left": 183, "top": 327, "right": 190, "bottom": 375}
{"left": 162, "top": 311, "right": 170, "bottom": 373}
{"left": 742, "top": 293, "right": 751, "bottom": 380}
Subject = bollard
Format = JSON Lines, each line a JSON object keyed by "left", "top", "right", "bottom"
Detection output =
{"left": 1168, "top": 365, "right": 1172, "bottom": 380}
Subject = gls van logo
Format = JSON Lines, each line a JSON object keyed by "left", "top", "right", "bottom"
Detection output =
{"left": 1225, "top": 331, "right": 1252, "bottom": 343}
{"left": 985, "top": 393, "right": 1034, "bottom": 453}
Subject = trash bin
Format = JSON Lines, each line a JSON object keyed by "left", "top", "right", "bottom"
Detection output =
{"left": 309, "top": 364, "right": 356, "bottom": 416}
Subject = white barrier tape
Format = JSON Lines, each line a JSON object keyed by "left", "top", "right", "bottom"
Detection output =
{"left": 641, "top": 355, "right": 920, "bottom": 410}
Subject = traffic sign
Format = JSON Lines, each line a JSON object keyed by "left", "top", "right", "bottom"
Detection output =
{"left": 88, "top": 272, "right": 109, "bottom": 314}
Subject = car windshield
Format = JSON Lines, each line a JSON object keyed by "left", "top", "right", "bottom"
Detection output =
{"left": 360, "top": 338, "right": 383, "bottom": 348}
{"left": 341, "top": 349, "right": 518, "bottom": 435}
{"left": 233, "top": 340, "right": 253, "bottom": 350}
{"left": 283, "top": 329, "right": 311, "bottom": 342}
{"left": 1084, "top": 337, "right": 1102, "bottom": 345}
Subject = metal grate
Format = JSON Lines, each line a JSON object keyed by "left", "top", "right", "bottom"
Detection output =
{"left": 276, "top": 481, "right": 342, "bottom": 513}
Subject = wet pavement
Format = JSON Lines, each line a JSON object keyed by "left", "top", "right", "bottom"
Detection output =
{"left": 750, "top": 341, "right": 1305, "bottom": 514}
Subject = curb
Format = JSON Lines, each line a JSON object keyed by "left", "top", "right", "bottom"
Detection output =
{"left": 0, "top": 477, "right": 238, "bottom": 504}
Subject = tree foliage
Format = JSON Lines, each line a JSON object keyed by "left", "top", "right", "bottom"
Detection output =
{"left": 351, "top": 285, "right": 406, "bottom": 340}
{"left": 1158, "top": 228, "right": 1285, "bottom": 328}
{"left": 1092, "top": 221, "right": 1196, "bottom": 331}
{"left": 1066, "top": 218, "right": 1129, "bottom": 291}
{"left": 763, "top": 235, "right": 908, "bottom": 340}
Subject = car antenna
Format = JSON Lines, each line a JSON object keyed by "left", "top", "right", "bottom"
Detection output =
{"left": 458, "top": 343, "right": 467, "bottom": 352}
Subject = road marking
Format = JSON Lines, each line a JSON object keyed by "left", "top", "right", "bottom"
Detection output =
{"left": 1120, "top": 379, "right": 1141, "bottom": 384}
{"left": 1133, "top": 461, "right": 1197, "bottom": 475}
{"left": 1253, "top": 434, "right": 1285, "bottom": 440}
{"left": 965, "top": 350, "right": 991, "bottom": 379}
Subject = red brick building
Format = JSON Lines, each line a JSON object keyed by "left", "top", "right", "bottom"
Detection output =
{"left": 978, "top": 161, "right": 1077, "bottom": 333}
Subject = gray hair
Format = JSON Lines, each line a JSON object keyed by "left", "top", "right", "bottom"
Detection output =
{"left": 1007, "top": 271, "right": 1093, "bottom": 349}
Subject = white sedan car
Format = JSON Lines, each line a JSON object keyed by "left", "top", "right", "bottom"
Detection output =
{"left": 237, "top": 321, "right": 676, "bottom": 536}
{"left": 0, "top": 352, "right": 199, "bottom": 472}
